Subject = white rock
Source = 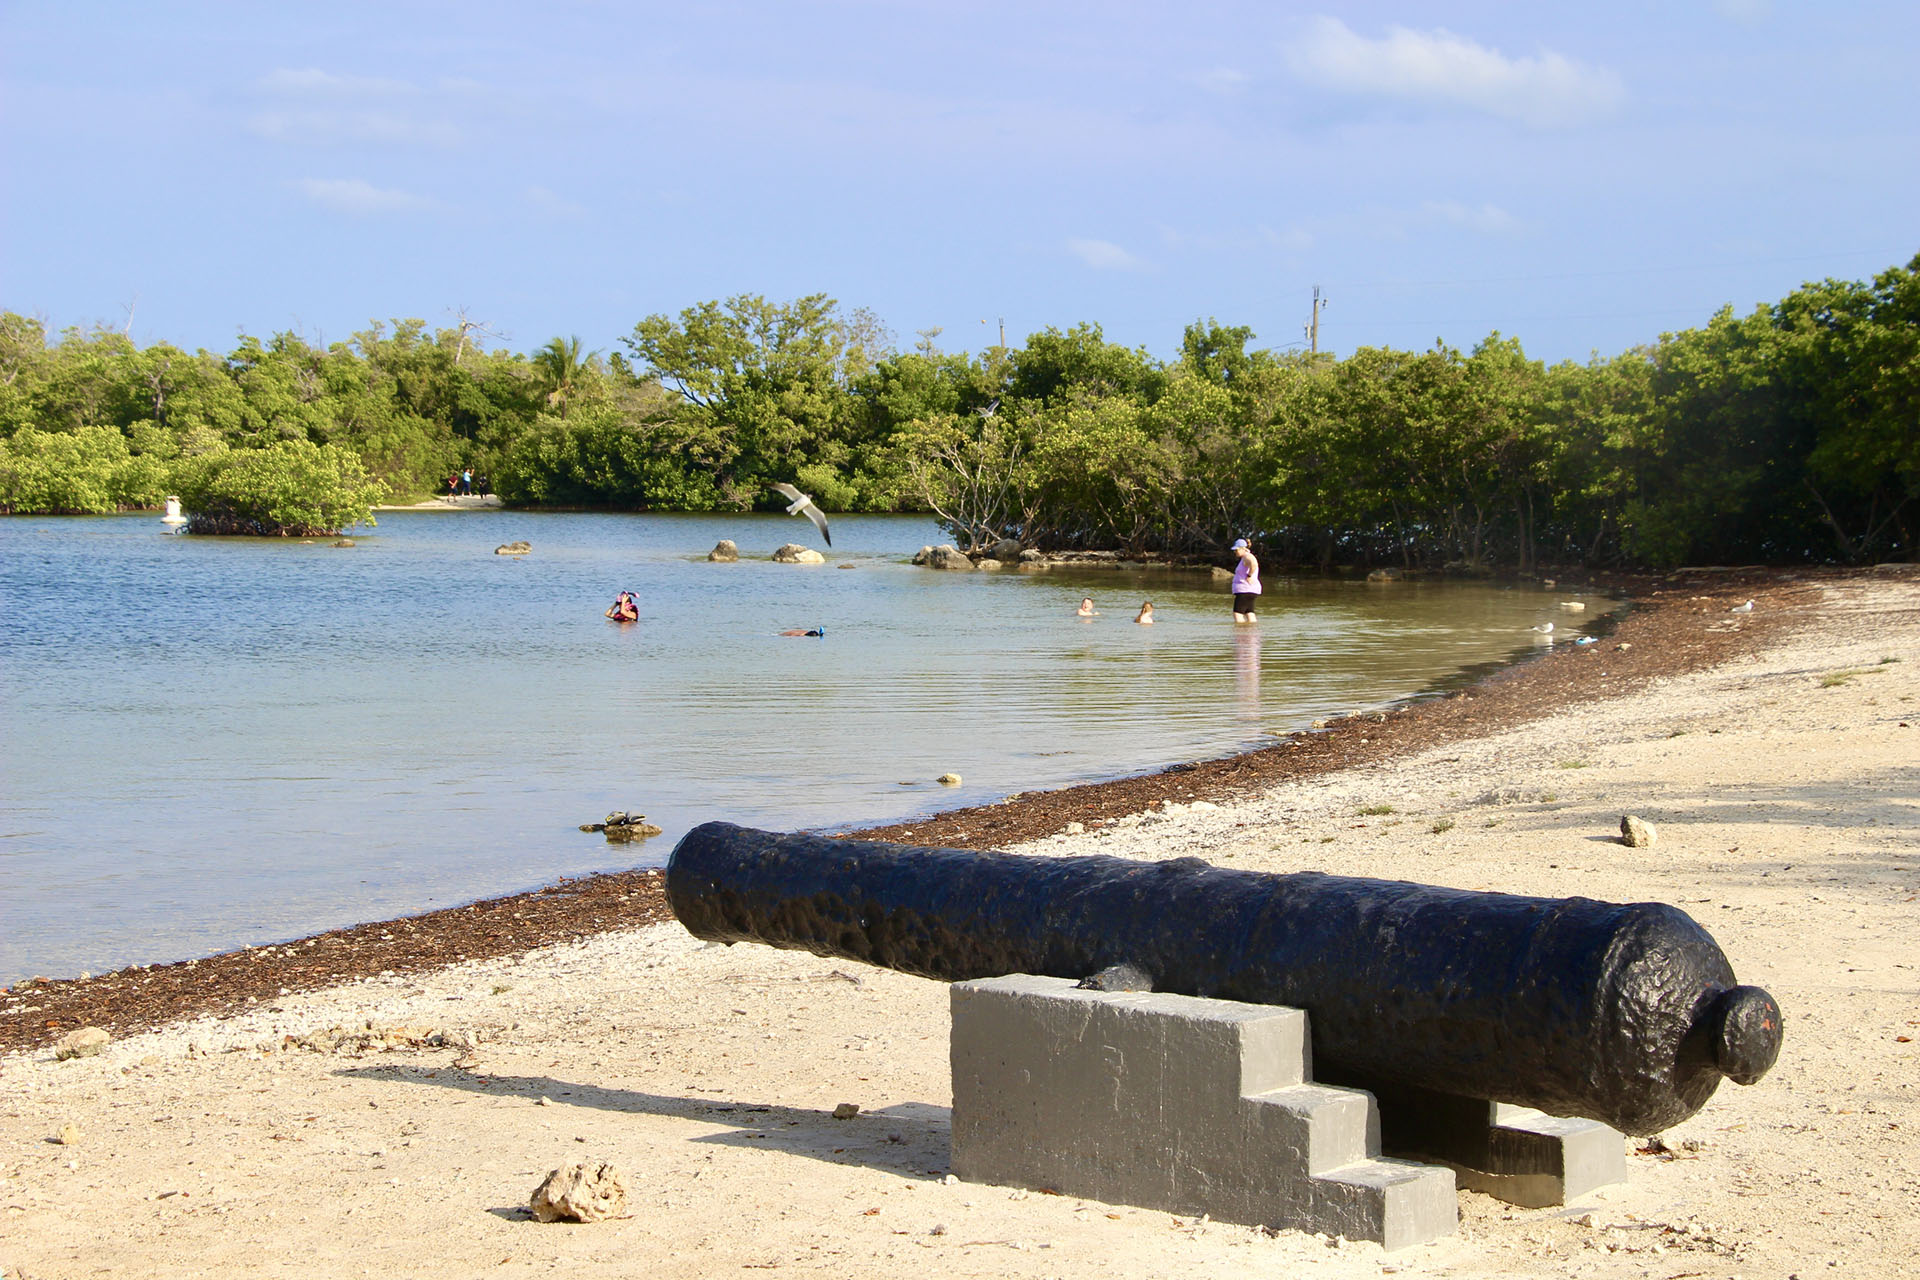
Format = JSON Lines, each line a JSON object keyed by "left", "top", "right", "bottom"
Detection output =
{"left": 54, "top": 1027, "right": 110, "bottom": 1060}
{"left": 529, "top": 1161, "right": 629, "bottom": 1223}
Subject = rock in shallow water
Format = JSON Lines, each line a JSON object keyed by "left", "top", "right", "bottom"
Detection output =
{"left": 924, "top": 545, "right": 974, "bottom": 571}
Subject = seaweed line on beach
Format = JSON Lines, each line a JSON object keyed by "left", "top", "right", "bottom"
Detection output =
{"left": 0, "top": 566, "right": 1860, "bottom": 1056}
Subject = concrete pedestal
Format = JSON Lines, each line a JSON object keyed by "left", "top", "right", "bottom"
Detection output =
{"left": 1357, "top": 1078, "right": 1629, "bottom": 1208}
{"left": 950, "top": 975, "right": 1457, "bottom": 1251}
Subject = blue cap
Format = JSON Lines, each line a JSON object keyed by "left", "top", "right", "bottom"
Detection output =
{"left": 1231, "top": 538, "right": 1250, "bottom": 550}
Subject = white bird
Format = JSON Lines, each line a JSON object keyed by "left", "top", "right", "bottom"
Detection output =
{"left": 1530, "top": 622, "right": 1555, "bottom": 634}
{"left": 770, "top": 483, "right": 831, "bottom": 547}
{"left": 1730, "top": 599, "right": 1754, "bottom": 614}
{"left": 160, "top": 495, "right": 189, "bottom": 532}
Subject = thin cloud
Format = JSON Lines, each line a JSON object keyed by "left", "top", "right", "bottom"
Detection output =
{"left": 1196, "top": 68, "right": 1250, "bottom": 95}
{"left": 1066, "top": 238, "right": 1143, "bottom": 271}
{"left": 525, "top": 185, "right": 588, "bottom": 218}
{"left": 259, "top": 68, "right": 420, "bottom": 96}
{"left": 1286, "top": 17, "right": 1624, "bottom": 126}
{"left": 1423, "top": 200, "right": 1520, "bottom": 234}
{"left": 1261, "top": 224, "right": 1315, "bottom": 253}
{"left": 291, "top": 177, "right": 431, "bottom": 214}
{"left": 250, "top": 110, "right": 461, "bottom": 147}
{"left": 251, "top": 68, "right": 466, "bottom": 147}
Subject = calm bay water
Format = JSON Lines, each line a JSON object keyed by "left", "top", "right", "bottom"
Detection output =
{"left": 0, "top": 511, "right": 1607, "bottom": 982}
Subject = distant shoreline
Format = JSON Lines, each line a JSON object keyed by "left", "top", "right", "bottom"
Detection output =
{"left": 373, "top": 494, "right": 503, "bottom": 510}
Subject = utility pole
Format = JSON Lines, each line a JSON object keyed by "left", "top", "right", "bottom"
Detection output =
{"left": 1307, "top": 286, "right": 1327, "bottom": 355}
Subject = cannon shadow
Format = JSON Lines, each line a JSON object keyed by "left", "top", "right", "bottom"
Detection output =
{"left": 336, "top": 1064, "right": 952, "bottom": 1180}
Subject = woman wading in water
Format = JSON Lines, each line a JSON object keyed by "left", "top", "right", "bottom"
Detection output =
{"left": 1230, "top": 539, "right": 1261, "bottom": 624}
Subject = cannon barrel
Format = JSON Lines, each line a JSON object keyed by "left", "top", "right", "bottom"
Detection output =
{"left": 666, "top": 822, "right": 1781, "bottom": 1134}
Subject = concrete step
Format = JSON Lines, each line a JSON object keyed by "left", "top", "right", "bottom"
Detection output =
{"left": 952, "top": 974, "right": 1458, "bottom": 1250}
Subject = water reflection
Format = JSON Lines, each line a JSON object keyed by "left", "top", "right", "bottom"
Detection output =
{"left": 1234, "top": 628, "right": 1262, "bottom": 724}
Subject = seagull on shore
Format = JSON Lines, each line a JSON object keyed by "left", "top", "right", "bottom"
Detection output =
{"left": 1730, "top": 599, "right": 1754, "bottom": 614}
{"left": 770, "top": 483, "right": 831, "bottom": 547}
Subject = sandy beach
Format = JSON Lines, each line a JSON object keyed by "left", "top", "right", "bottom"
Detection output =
{"left": 3, "top": 570, "right": 1916, "bottom": 1279}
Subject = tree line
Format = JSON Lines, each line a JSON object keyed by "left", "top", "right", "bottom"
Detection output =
{"left": 1, "top": 253, "right": 1913, "bottom": 562}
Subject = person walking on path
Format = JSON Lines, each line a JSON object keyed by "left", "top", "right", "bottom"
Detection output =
{"left": 1229, "top": 538, "right": 1261, "bottom": 624}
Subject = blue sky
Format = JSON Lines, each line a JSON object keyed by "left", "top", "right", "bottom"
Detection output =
{"left": 3, "top": 1, "right": 1915, "bottom": 366}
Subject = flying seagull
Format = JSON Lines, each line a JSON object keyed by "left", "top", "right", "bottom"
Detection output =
{"left": 770, "top": 482, "right": 831, "bottom": 547}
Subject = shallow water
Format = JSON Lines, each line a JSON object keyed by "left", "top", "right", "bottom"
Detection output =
{"left": 0, "top": 511, "right": 1608, "bottom": 982}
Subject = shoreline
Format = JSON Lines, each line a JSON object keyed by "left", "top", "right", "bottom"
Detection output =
{"left": 4, "top": 567, "right": 1915, "bottom": 1277}
{"left": 372, "top": 494, "right": 503, "bottom": 510}
{"left": 0, "top": 564, "right": 1842, "bottom": 1056}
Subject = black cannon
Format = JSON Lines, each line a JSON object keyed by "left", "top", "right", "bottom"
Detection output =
{"left": 666, "top": 822, "right": 1781, "bottom": 1135}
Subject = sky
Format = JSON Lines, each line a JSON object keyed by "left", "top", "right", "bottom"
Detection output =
{"left": 3, "top": 1, "right": 1916, "bottom": 367}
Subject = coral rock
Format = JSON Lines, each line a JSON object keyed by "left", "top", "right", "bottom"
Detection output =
{"left": 530, "top": 1162, "right": 629, "bottom": 1223}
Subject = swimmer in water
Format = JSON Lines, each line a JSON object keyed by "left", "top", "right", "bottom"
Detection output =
{"left": 604, "top": 591, "right": 638, "bottom": 622}
{"left": 1076, "top": 597, "right": 1098, "bottom": 617}
{"left": 1135, "top": 601, "right": 1154, "bottom": 624}
{"left": 778, "top": 627, "right": 825, "bottom": 637}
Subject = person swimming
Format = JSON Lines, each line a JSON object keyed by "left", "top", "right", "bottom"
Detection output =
{"left": 778, "top": 627, "right": 826, "bottom": 637}
{"left": 1076, "top": 597, "right": 1098, "bottom": 617}
{"left": 605, "top": 591, "right": 638, "bottom": 622}
{"left": 1135, "top": 601, "right": 1154, "bottom": 624}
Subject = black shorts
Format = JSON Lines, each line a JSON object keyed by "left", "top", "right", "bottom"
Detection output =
{"left": 1233, "top": 592, "right": 1260, "bottom": 613}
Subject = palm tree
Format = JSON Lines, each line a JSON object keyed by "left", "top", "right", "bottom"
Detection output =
{"left": 533, "top": 335, "right": 596, "bottom": 417}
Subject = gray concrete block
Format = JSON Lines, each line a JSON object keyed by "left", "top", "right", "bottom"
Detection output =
{"left": 1451, "top": 1105, "right": 1628, "bottom": 1208}
{"left": 950, "top": 975, "right": 1456, "bottom": 1250}
{"left": 1357, "top": 1079, "right": 1629, "bottom": 1208}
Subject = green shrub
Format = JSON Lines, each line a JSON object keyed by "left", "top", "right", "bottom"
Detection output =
{"left": 176, "top": 439, "right": 386, "bottom": 535}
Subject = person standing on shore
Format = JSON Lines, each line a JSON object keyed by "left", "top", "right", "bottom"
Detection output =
{"left": 1230, "top": 538, "right": 1261, "bottom": 624}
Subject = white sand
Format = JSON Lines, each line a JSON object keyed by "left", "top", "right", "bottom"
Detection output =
{"left": 3, "top": 574, "right": 1916, "bottom": 1279}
